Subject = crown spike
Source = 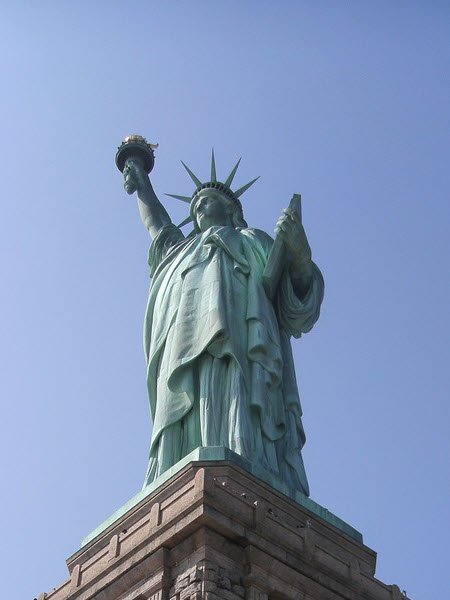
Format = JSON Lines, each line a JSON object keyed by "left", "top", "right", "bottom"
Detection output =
{"left": 181, "top": 161, "right": 202, "bottom": 188}
{"left": 224, "top": 158, "right": 241, "bottom": 187}
{"left": 165, "top": 193, "right": 192, "bottom": 204}
{"left": 234, "top": 176, "right": 260, "bottom": 198}
{"left": 210, "top": 148, "right": 217, "bottom": 182}
{"left": 177, "top": 215, "right": 193, "bottom": 228}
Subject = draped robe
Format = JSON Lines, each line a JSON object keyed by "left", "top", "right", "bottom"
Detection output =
{"left": 143, "top": 223, "right": 324, "bottom": 495}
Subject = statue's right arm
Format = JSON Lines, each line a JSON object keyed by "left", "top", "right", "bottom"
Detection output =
{"left": 123, "top": 158, "right": 172, "bottom": 240}
{"left": 136, "top": 178, "right": 172, "bottom": 240}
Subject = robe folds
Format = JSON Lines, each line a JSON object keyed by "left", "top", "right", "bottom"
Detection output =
{"left": 143, "top": 223, "right": 324, "bottom": 495}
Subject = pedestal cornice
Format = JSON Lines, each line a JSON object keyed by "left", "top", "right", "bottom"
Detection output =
{"left": 37, "top": 455, "right": 410, "bottom": 600}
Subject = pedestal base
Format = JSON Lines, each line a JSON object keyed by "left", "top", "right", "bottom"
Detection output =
{"left": 38, "top": 458, "right": 410, "bottom": 600}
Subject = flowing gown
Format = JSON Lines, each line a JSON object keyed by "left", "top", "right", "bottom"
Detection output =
{"left": 143, "top": 223, "right": 324, "bottom": 495}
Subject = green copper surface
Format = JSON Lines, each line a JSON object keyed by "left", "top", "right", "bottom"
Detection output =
{"left": 119, "top": 145, "right": 324, "bottom": 500}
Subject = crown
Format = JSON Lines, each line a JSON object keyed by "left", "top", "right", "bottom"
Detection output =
{"left": 166, "top": 150, "right": 259, "bottom": 230}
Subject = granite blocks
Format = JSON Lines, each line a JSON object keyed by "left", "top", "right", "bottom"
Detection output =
{"left": 37, "top": 460, "right": 411, "bottom": 600}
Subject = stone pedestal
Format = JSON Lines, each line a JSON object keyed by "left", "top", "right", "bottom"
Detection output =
{"left": 38, "top": 457, "right": 410, "bottom": 600}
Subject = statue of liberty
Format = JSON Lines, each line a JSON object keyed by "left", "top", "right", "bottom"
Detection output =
{"left": 117, "top": 136, "right": 324, "bottom": 496}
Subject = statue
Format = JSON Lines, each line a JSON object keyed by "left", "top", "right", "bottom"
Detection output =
{"left": 116, "top": 136, "right": 324, "bottom": 496}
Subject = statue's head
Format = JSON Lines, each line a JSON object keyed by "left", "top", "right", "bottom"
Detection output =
{"left": 166, "top": 150, "right": 258, "bottom": 233}
{"left": 191, "top": 186, "right": 248, "bottom": 232}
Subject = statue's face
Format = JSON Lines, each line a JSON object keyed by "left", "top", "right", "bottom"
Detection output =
{"left": 193, "top": 190, "right": 233, "bottom": 231}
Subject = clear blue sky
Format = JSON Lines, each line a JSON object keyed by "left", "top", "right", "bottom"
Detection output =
{"left": 1, "top": 2, "right": 448, "bottom": 599}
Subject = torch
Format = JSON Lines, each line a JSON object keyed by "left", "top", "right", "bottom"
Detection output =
{"left": 115, "top": 135, "right": 159, "bottom": 193}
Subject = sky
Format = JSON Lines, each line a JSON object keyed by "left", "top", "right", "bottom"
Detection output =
{"left": 0, "top": 2, "right": 448, "bottom": 599}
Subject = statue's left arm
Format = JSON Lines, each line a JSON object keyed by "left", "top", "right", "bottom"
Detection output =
{"left": 274, "top": 208, "right": 324, "bottom": 337}
{"left": 275, "top": 207, "right": 313, "bottom": 300}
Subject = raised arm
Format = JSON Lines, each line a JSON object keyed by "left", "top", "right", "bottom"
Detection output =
{"left": 123, "top": 156, "right": 172, "bottom": 240}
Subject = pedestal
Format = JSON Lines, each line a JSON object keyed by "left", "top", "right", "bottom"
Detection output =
{"left": 37, "top": 455, "right": 410, "bottom": 600}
